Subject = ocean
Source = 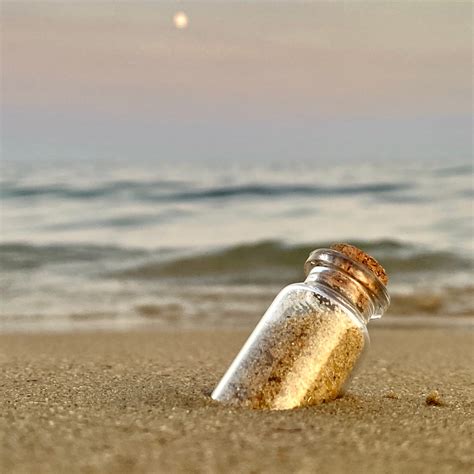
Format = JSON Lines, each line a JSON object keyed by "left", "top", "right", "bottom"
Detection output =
{"left": 0, "top": 158, "right": 472, "bottom": 332}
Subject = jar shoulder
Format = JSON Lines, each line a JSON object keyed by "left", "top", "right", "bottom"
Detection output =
{"left": 271, "top": 282, "right": 368, "bottom": 334}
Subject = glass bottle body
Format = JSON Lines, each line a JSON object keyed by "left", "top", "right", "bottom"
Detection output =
{"left": 211, "top": 248, "right": 389, "bottom": 410}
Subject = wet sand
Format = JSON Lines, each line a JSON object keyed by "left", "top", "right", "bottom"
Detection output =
{"left": 1, "top": 327, "right": 473, "bottom": 473}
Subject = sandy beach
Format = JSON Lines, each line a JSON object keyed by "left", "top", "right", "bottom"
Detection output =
{"left": 0, "top": 327, "right": 472, "bottom": 473}
{"left": 2, "top": 1, "right": 472, "bottom": 472}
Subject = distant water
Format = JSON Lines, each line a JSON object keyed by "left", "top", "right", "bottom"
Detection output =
{"left": 0, "top": 159, "right": 472, "bottom": 332}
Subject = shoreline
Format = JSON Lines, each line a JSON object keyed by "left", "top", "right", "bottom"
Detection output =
{"left": 1, "top": 326, "right": 473, "bottom": 473}
{"left": 1, "top": 314, "right": 473, "bottom": 336}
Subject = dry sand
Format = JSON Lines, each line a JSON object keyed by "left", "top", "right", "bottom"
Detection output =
{"left": 0, "top": 327, "right": 473, "bottom": 473}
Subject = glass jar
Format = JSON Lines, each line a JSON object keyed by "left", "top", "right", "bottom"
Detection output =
{"left": 211, "top": 243, "right": 390, "bottom": 410}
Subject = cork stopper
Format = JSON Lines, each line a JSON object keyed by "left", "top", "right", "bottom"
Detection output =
{"left": 330, "top": 243, "right": 388, "bottom": 286}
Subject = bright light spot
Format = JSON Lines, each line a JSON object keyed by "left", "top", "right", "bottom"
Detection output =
{"left": 173, "top": 12, "right": 189, "bottom": 30}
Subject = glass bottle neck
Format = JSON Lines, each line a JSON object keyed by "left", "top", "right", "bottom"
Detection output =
{"left": 304, "top": 249, "right": 390, "bottom": 324}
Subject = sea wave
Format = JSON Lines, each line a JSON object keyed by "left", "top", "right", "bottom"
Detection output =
{"left": 1, "top": 181, "right": 411, "bottom": 202}
{"left": 105, "top": 240, "right": 472, "bottom": 283}
{"left": 0, "top": 243, "right": 146, "bottom": 270}
{"left": 1, "top": 239, "right": 471, "bottom": 281}
{"left": 0, "top": 179, "right": 188, "bottom": 200}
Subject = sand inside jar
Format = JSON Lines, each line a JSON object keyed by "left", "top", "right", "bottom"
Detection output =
{"left": 217, "top": 290, "right": 365, "bottom": 410}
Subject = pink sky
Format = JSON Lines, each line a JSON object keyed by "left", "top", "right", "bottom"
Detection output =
{"left": 1, "top": 1, "right": 472, "bottom": 162}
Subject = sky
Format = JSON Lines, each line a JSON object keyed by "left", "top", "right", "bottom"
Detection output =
{"left": 1, "top": 1, "right": 472, "bottom": 163}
